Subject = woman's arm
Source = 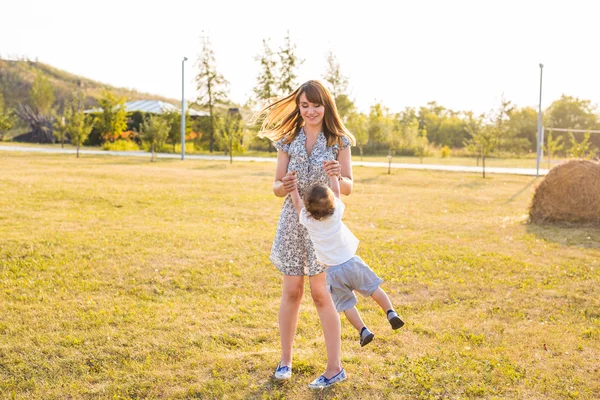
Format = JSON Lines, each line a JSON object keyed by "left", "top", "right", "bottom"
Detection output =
{"left": 273, "top": 149, "right": 297, "bottom": 197}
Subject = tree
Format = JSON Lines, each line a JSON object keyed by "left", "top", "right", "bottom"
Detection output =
{"left": 506, "top": 106, "right": 537, "bottom": 154}
{"left": 140, "top": 115, "right": 171, "bottom": 162}
{"left": 253, "top": 38, "right": 278, "bottom": 104}
{"left": 277, "top": 32, "right": 303, "bottom": 95}
{"left": 413, "top": 125, "right": 429, "bottom": 164}
{"left": 196, "top": 35, "right": 229, "bottom": 153}
{"left": 568, "top": 131, "right": 597, "bottom": 159}
{"left": 418, "top": 101, "right": 445, "bottom": 145}
{"left": 95, "top": 89, "right": 127, "bottom": 143}
{"left": 29, "top": 73, "right": 55, "bottom": 115}
{"left": 218, "top": 108, "right": 244, "bottom": 164}
{"left": 323, "top": 50, "right": 348, "bottom": 100}
{"left": 546, "top": 94, "right": 600, "bottom": 151}
{"left": 66, "top": 92, "right": 93, "bottom": 158}
{"left": 492, "top": 95, "right": 515, "bottom": 154}
{"left": 52, "top": 108, "right": 70, "bottom": 148}
{"left": 544, "top": 128, "right": 564, "bottom": 168}
{"left": 163, "top": 109, "right": 191, "bottom": 152}
{"left": 322, "top": 50, "right": 355, "bottom": 119}
{"left": 0, "top": 92, "right": 15, "bottom": 141}
{"left": 367, "top": 103, "right": 390, "bottom": 154}
{"left": 473, "top": 122, "right": 500, "bottom": 178}
{"left": 251, "top": 38, "right": 279, "bottom": 152}
{"left": 396, "top": 107, "right": 419, "bottom": 154}
{"left": 16, "top": 73, "right": 56, "bottom": 143}
{"left": 345, "top": 111, "right": 368, "bottom": 160}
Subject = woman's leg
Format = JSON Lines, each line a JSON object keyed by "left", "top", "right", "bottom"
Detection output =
{"left": 309, "top": 272, "right": 342, "bottom": 378}
{"left": 279, "top": 275, "right": 304, "bottom": 366}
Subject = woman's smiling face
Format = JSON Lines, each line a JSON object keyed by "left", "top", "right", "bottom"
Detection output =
{"left": 298, "top": 92, "right": 325, "bottom": 129}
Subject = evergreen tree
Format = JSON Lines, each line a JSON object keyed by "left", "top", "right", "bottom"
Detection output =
{"left": 277, "top": 32, "right": 303, "bottom": 95}
{"left": 195, "top": 35, "right": 229, "bottom": 153}
{"left": 323, "top": 50, "right": 354, "bottom": 120}
{"left": 323, "top": 50, "right": 348, "bottom": 100}
{"left": 253, "top": 38, "right": 278, "bottom": 104}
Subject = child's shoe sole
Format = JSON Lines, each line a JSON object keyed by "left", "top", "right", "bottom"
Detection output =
{"left": 360, "top": 332, "right": 374, "bottom": 347}
{"left": 389, "top": 316, "right": 404, "bottom": 330}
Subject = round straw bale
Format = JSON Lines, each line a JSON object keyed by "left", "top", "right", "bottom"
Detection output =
{"left": 529, "top": 159, "right": 600, "bottom": 225}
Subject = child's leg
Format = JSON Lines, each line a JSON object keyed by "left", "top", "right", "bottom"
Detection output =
{"left": 371, "top": 287, "right": 394, "bottom": 312}
{"left": 343, "top": 306, "right": 367, "bottom": 332}
{"left": 371, "top": 287, "right": 404, "bottom": 329}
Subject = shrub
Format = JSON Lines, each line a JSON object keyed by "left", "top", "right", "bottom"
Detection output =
{"left": 102, "top": 140, "right": 140, "bottom": 151}
{"left": 441, "top": 145, "right": 451, "bottom": 158}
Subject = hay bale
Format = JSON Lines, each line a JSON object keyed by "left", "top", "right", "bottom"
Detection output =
{"left": 529, "top": 159, "right": 600, "bottom": 225}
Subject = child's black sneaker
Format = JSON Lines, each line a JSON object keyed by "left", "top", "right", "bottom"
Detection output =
{"left": 360, "top": 327, "right": 374, "bottom": 347}
{"left": 387, "top": 310, "right": 404, "bottom": 330}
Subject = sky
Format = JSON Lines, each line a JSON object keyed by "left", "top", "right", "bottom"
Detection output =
{"left": 1, "top": 0, "right": 599, "bottom": 115}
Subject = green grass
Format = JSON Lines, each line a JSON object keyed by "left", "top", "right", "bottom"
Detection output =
{"left": 0, "top": 152, "right": 598, "bottom": 399}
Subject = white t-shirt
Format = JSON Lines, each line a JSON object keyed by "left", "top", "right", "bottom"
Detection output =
{"left": 299, "top": 197, "right": 359, "bottom": 266}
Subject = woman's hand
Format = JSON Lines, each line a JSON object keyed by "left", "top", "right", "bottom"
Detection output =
{"left": 282, "top": 171, "right": 298, "bottom": 193}
{"left": 324, "top": 160, "right": 341, "bottom": 178}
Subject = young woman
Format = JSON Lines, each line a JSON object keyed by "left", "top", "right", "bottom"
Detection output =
{"left": 258, "top": 80, "right": 356, "bottom": 389}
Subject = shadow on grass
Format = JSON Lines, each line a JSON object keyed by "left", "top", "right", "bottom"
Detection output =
{"left": 246, "top": 378, "right": 343, "bottom": 400}
{"left": 526, "top": 222, "right": 600, "bottom": 249}
{"left": 503, "top": 178, "right": 539, "bottom": 204}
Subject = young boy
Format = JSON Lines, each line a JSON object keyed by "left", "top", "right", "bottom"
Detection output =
{"left": 288, "top": 166, "right": 404, "bottom": 348}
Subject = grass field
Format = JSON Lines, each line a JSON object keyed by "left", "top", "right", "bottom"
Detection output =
{"left": 0, "top": 151, "right": 598, "bottom": 399}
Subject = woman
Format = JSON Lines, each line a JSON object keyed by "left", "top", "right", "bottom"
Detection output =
{"left": 258, "top": 80, "right": 356, "bottom": 389}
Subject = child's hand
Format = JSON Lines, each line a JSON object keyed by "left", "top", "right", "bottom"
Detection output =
{"left": 324, "top": 160, "right": 341, "bottom": 178}
{"left": 282, "top": 170, "right": 297, "bottom": 193}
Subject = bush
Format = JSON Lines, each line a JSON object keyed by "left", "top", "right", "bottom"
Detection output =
{"left": 102, "top": 140, "right": 140, "bottom": 151}
{"left": 441, "top": 146, "right": 451, "bottom": 158}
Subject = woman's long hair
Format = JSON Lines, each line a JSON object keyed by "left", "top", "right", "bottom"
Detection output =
{"left": 256, "top": 80, "right": 356, "bottom": 147}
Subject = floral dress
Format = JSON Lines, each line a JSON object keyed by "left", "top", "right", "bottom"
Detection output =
{"left": 271, "top": 128, "right": 352, "bottom": 276}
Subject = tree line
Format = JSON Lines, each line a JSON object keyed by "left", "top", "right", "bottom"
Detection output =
{"left": 1, "top": 34, "right": 599, "bottom": 164}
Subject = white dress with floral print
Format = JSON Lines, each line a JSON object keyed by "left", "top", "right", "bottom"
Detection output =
{"left": 271, "top": 128, "right": 352, "bottom": 276}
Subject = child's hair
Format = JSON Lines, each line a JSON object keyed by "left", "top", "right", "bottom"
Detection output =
{"left": 255, "top": 80, "right": 356, "bottom": 148}
{"left": 304, "top": 184, "right": 335, "bottom": 220}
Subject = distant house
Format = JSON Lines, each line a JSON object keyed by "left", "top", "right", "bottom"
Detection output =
{"left": 85, "top": 100, "right": 209, "bottom": 117}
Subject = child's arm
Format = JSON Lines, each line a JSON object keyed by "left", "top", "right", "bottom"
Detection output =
{"left": 287, "top": 171, "right": 303, "bottom": 214}
{"left": 328, "top": 167, "right": 341, "bottom": 199}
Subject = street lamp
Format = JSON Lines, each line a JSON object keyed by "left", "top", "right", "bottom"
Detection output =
{"left": 181, "top": 56, "right": 188, "bottom": 161}
{"left": 536, "top": 63, "right": 544, "bottom": 177}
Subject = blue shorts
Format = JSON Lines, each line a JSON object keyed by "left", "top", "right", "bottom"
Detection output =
{"left": 325, "top": 256, "right": 384, "bottom": 312}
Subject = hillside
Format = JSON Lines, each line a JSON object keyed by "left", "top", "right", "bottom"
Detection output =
{"left": 0, "top": 58, "right": 180, "bottom": 110}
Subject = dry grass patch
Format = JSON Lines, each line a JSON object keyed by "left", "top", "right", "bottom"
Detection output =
{"left": 0, "top": 152, "right": 598, "bottom": 399}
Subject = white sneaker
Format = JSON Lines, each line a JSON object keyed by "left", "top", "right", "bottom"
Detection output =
{"left": 273, "top": 363, "right": 292, "bottom": 380}
{"left": 308, "top": 368, "right": 347, "bottom": 389}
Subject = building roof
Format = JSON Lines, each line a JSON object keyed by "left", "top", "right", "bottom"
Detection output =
{"left": 85, "top": 100, "right": 209, "bottom": 116}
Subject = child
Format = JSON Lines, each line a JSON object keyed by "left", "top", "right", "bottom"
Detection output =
{"left": 288, "top": 166, "right": 404, "bottom": 347}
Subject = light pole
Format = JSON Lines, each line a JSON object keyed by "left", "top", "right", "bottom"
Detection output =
{"left": 536, "top": 63, "right": 544, "bottom": 177}
{"left": 181, "top": 57, "right": 188, "bottom": 160}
